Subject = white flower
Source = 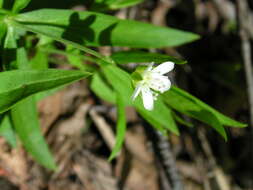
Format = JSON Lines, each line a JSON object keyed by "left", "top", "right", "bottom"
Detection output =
{"left": 131, "top": 61, "right": 174, "bottom": 110}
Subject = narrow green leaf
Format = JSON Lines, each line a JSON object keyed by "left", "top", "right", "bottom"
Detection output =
{"left": 4, "top": 25, "right": 26, "bottom": 49}
{"left": 11, "top": 97, "right": 56, "bottom": 169}
{"left": 109, "top": 0, "right": 144, "bottom": 9}
{"left": 3, "top": 24, "right": 26, "bottom": 70}
{"left": 102, "top": 64, "right": 133, "bottom": 105}
{"left": 109, "top": 93, "right": 126, "bottom": 160}
{"left": 66, "top": 45, "right": 87, "bottom": 70}
{"left": 91, "top": 73, "right": 116, "bottom": 103}
{"left": 0, "top": 113, "right": 17, "bottom": 147}
{"left": 166, "top": 87, "right": 247, "bottom": 128}
{"left": 65, "top": 45, "right": 97, "bottom": 71}
{"left": 137, "top": 108, "right": 167, "bottom": 134}
{"left": 111, "top": 51, "right": 186, "bottom": 64}
{"left": 12, "top": 0, "right": 31, "bottom": 13}
{"left": 13, "top": 9, "right": 199, "bottom": 48}
{"left": 0, "top": 69, "right": 91, "bottom": 113}
{"left": 11, "top": 45, "right": 56, "bottom": 169}
{"left": 135, "top": 97, "right": 179, "bottom": 135}
{"left": 39, "top": 46, "right": 98, "bottom": 69}
{"left": 91, "top": 0, "right": 144, "bottom": 10}
{"left": 0, "top": 15, "right": 7, "bottom": 47}
{"left": 162, "top": 86, "right": 247, "bottom": 140}
{"left": 30, "top": 48, "right": 48, "bottom": 69}
{"left": 16, "top": 47, "right": 29, "bottom": 69}
{"left": 3, "top": 26, "right": 17, "bottom": 70}
{"left": 171, "top": 111, "right": 194, "bottom": 128}
{"left": 9, "top": 18, "right": 111, "bottom": 64}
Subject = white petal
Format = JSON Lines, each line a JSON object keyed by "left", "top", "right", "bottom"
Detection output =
{"left": 149, "top": 74, "right": 171, "bottom": 93}
{"left": 145, "top": 62, "right": 154, "bottom": 72}
{"left": 131, "top": 84, "right": 142, "bottom": 100}
{"left": 152, "top": 61, "right": 174, "bottom": 75}
{"left": 141, "top": 86, "right": 154, "bottom": 110}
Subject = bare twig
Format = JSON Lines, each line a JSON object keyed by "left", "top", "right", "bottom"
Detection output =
{"left": 212, "top": 0, "right": 236, "bottom": 22}
{"left": 237, "top": 0, "right": 253, "bottom": 128}
{"left": 211, "top": 0, "right": 253, "bottom": 38}
{"left": 89, "top": 106, "right": 116, "bottom": 150}
{"left": 198, "top": 128, "right": 231, "bottom": 190}
{"left": 155, "top": 131, "right": 184, "bottom": 190}
{"left": 145, "top": 125, "right": 184, "bottom": 190}
{"left": 237, "top": 2, "right": 253, "bottom": 188}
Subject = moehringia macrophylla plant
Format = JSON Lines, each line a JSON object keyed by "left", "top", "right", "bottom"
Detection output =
{"left": 131, "top": 61, "right": 175, "bottom": 110}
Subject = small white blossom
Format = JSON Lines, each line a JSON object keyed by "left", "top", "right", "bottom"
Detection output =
{"left": 131, "top": 61, "right": 174, "bottom": 110}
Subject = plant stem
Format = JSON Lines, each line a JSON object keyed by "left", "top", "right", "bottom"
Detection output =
{"left": 9, "top": 19, "right": 114, "bottom": 65}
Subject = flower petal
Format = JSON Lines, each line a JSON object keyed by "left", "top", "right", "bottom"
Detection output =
{"left": 146, "top": 62, "right": 154, "bottom": 71}
{"left": 149, "top": 74, "right": 171, "bottom": 93}
{"left": 131, "top": 84, "right": 142, "bottom": 100}
{"left": 141, "top": 86, "right": 154, "bottom": 110}
{"left": 152, "top": 61, "right": 174, "bottom": 75}
{"left": 143, "top": 62, "right": 154, "bottom": 75}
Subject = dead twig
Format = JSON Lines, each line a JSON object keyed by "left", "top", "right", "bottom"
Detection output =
{"left": 198, "top": 128, "right": 231, "bottom": 190}
{"left": 145, "top": 125, "right": 184, "bottom": 190}
{"left": 237, "top": 0, "right": 253, "bottom": 129}
{"left": 89, "top": 106, "right": 116, "bottom": 150}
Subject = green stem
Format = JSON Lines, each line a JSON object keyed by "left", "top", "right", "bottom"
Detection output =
{"left": 0, "top": 9, "right": 12, "bottom": 15}
{"left": 9, "top": 19, "right": 114, "bottom": 65}
{"left": 40, "top": 47, "right": 98, "bottom": 63}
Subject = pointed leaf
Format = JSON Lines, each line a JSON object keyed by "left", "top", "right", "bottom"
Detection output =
{"left": 11, "top": 97, "right": 56, "bottom": 169}
{"left": 166, "top": 87, "right": 247, "bottom": 128}
{"left": 0, "top": 69, "right": 91, "bottom": 113}
{"left": 0, "top": 113, "right": 17, "bottom": 147}
{"left": 0, "top": 15, "right": 7, "bottom": 47}
{"left": 162, "top": 87, "right": 247, "bottom": 140}
{"left": 91, "top": 72, "right": 116, "bottom": 103}
{"left": 135, "top": 98, "right": 179, "bottom": 135}
{"left": 12, "top": 0, "right": 31, "bottom": 13}
{"left": 91, "top": 0, "right": 144, "bottom": 10}
{"left": 109, "top": 93, "right": 126, "bottom": 160}
{"left": 13, "top": 9, "right": 199, "bottom": 48}
{"left": 111, "top": 51, "right": 186, "bottom": 64}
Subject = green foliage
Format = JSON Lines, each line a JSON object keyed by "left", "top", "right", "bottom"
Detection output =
{"left": 92, "top": 64, "right": 246, "bottom": 141}
{"left": 163, "top": 87, "right": 247, "bottom": 139}
{"left": 0, "top": 69, "right": 91, "bottom": 114}
{"left": 91, "top": 73, "right": 116, "bottom": 103}
{"left": 0, "top": 15, "right": 7, "bottom": 46}
{"left": 0, "top": 1, "right": 246, "bottom": 167}
{"left": 13, "top": 9, "right": 199, "bottom": 48}
{"left": 111, "top": 51, "right": 187, "bottom": 65}
{"left": 0, "top": 114, "right": 17, "bottom": 147}
{"left": 100, "top": 64, "right": 179, "bottom": 135}
{"left": 8, "top": 46, "right": 56, "bottom": 170}
{"left": 109, "top": 93, "right": 126, "bottom": 160}
{"left": 91, "top": 0, "right": 144, "bottom": 11}
{"left": 11, "top": 97, "right": 57, "bottom": 169}
{"left": 12, "top": 0, "right": 31, "bottom": 13}
{"left": 136, "top": 98, "right": 179, "bottom": 135}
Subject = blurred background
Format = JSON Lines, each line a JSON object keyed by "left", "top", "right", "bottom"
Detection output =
{"left": 0, "top": 0, "right": 252, "bottom": 190}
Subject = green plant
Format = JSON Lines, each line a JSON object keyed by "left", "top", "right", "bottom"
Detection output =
{"left": 0, "top": 0, "right": 246, "bottom": 170}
